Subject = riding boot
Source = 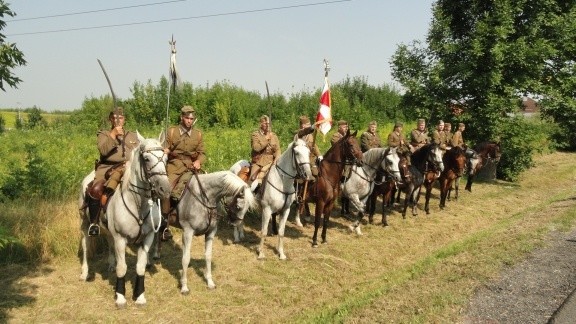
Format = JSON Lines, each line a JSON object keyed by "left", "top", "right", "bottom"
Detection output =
{"left": 159, "top": 197, "right": 173, "bottom": 242}
{"left": 87, "top": 196, "right": 101, "bottom": 236}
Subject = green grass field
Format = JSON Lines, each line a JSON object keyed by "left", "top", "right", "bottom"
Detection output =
{"left": 0, "top": 111, "right": 69, "bottom": 128}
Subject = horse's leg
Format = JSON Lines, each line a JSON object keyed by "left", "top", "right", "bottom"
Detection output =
{"left": 105, "top": 233, "right": 116, "bottom": 272}
{"left": 465, "top": 174, "right": 474, "bottom": 192}
{"left": 258, "top": 207, "right": 272, "bottom": 259}
{"left": 79, "top": 211, "right": 90, "bottom": 281}
{"left": 347, "top": 194, "right": 363, "bottom": 235}
{"left": 424, "top": 179, "right": 433, "bottom": 214}
{"left": 439, "top": 178, "right": 447, "bottom": 209}
{"left": 401, "top": 187, "right": 410, "bottom": 218}
{"left": 277, "top": 207, "right": 291, "bottom": 260}
{"left": 321, "top": 199, "right": 334, "bottom": 244}
{"left": 134, "top": 232, "right": 155, "bottom": 306}
{"left": 113, "top": 237, "right": 128, "bottom": 308}
{"left": 382, "top": 184, "right": 393, "bottom": 226}
{"left": 294, "top": 203, "right": 304, "bottom": 228}
{"left": 233, "top": 220, "right": 245, "bottom": 243}
{"left": 312, "top": 201, "right": 325, "bottom": 247}
{"left": 204, "top": 229, "right": 217, "bottom": 289}
{"left": 366, "top": 192, "right": 376, "bottom": 224}
{"left": 412, "top": 186, "right": 422, "bottom": 216}
{"left": 152, "top": 232, "right": 162, "bottom": 260}
{"left": 454, "top": 176, "right": 460, "bottom": 200}
{"left": 270, "top": 212, "right": 278, "bottom": 236}
{"left": 180, "top": 228, "right": 194, "bottom": 295}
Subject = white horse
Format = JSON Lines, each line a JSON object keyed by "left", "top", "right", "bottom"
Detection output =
{"left": 342, "top": 147, "right": 401, "bottom": 235}
{"left": 233, "top": 136, "right": 312, "bottom": 260}
{"left": 79, "top": 133, "right": 171, "bottom": 308}
{"left": 164, "top": 170, "right": 257, "bottom": 294}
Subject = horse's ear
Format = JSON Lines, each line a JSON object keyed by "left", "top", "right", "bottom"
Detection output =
{"left": 293, "top": 134, "right": 299, "bottom": 142}
{"left": 351, "top": 130, "right": 358, "bottom": 137}
{"left": 136, "top": 131, "right": 145, "bottom": 143}
{"left": 159, "top": 129, "right": 166, "bottom": 144}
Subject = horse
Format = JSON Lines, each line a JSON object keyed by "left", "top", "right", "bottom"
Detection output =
{"left": 233, "top": 135, "right": 312, "bottom": 260}
{"left": 297, "top": 129, "right": 364, "bottom": 247}
{"left": 395, "top": 153, "right": 425, "bottom": 218}
{"left": 465, "top": 141, "right": 502, "bottom": 192}
{"left": 342, "top": 147, "right": 401, "bottom": 234}
{"left": 163, "top": 170, "right": 257, "bottom": 294}
{"left": 409, "top": 143, "right": 444, "bottom": 214}
{"left": 438, "top": 146, "right": 467, "bottom": 209}
{"left": 79, "top": 133, "right": 171, "bottom": 308}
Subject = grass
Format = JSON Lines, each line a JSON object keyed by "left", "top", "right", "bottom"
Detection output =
{"left": 0, "top": 152, "right": 575, "bottom": 322}
{"left": 0, "top": 111, "right": 69, "bottom": 129}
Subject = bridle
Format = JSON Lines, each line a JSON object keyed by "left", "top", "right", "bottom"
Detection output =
{"left": 275, "top": 141, "right": 311, "bottom": 181}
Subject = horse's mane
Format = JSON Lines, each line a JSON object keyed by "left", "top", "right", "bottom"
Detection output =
{"left": 215, "top": 171, "right": 248, "bottom": 197}
{"left": 121, "top": 142, "right": 143, "bottom": 191}
{"left": 363, "top": 147, "right": 387, "bottom": 167}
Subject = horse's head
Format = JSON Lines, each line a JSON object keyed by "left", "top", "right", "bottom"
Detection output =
{"left": 136, "top": 133, "right": 171, "bottom": 198}
{"left": 489, "top": 142, "right": 502, "bottom": 163}
{"left": 343, "top": 130, "right": 363, "bottom": 166}
{"left": 451, "top": 147, "right": 467, "bottom": 177}
{"left": 398, "top": 154, "right": 412, "bottom": 184}
{"left": 223, "top": 185, "right": 256, "bottom": 226}
{"left": 382, "top": 147, "right": 401, "bottom": 182}
{"left": 292, "top": 136, "right": 313, "bottom": 181}
{"left": 428, "top": 143, "right": 445, "bottom": 172}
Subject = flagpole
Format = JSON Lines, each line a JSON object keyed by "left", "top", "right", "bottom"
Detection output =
{"left": 313, "top": 58, "right": 331, "bottom": 145}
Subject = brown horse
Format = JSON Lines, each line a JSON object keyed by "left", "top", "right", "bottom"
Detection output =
{"left": 438, "top": 146, "right": 467, "bottom": 209}
{"left": 409, "top": 143, "right": 444, "bottom": 214}
{"left": 465, "top": 141, "right": 501, "bottom": 192}
{"left": 304, "top": 129, "right": 363, "bottom": 247}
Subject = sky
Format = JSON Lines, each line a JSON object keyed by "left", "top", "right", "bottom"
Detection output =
{"left": 1, "top": 0, "right": 435, "bottom": 111}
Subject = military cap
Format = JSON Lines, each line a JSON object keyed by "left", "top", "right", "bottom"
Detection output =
{"left": 444, "top": 122, "right": 451, "bottom": 127}
{"left": 438, "top": 120, "right": 445, "bottom": 125}
{"left": 394, "top": 121, "right": 403, "bottom": 128}
{"left": 260, "top": 115, "right": 270, "bottom": 123}
{"left": 181, "top": 105, "right": 196, "bottom": 116}
{"left": 458, "top": 123, "right": 465, "bottom": 128}
{"left": 109, "top": 107, "right": 124, "bottom": 119}
{"left": 299, "top": 115, "right": 311, "bottom": 126}
{"left": 417, "top": 118, "right": 425, "bottom": 124}
{"left": 338, "top": 120, "right": 348, "bottom": 126}
{"left": 368, "top": 120, "right": 377, "bottom": 126}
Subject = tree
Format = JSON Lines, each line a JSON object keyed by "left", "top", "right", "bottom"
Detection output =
{"left": 0, "top": 0, "right": 26, "bottom": 91}
{"left": 391, "top": 0, "right": 576, "bottom": 179}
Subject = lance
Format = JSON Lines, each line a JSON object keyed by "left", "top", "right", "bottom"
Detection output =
{"left": 165, "top": 35, "right": 178, "bottom": 146}
{"left": 265, "top": 80, "right": 272, "bottom": 132}
{"left": 97, "top": 59, "right": 125, "bottom": 157}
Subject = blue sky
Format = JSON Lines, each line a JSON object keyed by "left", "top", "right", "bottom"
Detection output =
{"left": 2, "top": 0, "right": 435, "bottom": 111}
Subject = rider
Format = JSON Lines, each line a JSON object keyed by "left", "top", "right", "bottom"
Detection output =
{"left": 298, "top": 115, "right": 322, "bottom": 178}
{"left": 87, "top": 107, "right": 140, "bottom": 236}
{"left": 444, "top": 122, "right": 453, "bottom": 150}
{"left": 451, "top": 122, "right": 467, "bottom": 149}
{"left": 160, "top": 105, "right": 206, "bottom": 241}
{"left": 409, "top": 118, "right": 430, "bottom": 152}
{"left": 431, "top": 120, "right": 448, "bottom": 153}
{"left": 331, "top": 120, "right": 349, "bottom": 146}
{"left": 249, "top": 115, "right": 281, "bottom": 192}
{"left": 360, "top": 120, "right": 382, "bottom": 153}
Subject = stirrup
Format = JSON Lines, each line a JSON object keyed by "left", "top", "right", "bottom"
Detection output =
{"left": 161, "top": 227, "right": 173, "bottom": 241}
{"left": 88, "top": 223, "right": 100, "bottom": 237}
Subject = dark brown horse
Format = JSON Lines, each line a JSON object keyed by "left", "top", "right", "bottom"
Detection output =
{"left": 409, "top": 143, "right": 444, "bottom": 214}
{"left": 465, "top": 141, "right": 501, "bottom": 192}
{"left": 396, "top": 153, "right": 424, "bottom": 218}
{"left": 305, "top": 129, "right": 363, "bottom": 247}
{"left": 438, "top": 146, "right": 467, "bottom": 209}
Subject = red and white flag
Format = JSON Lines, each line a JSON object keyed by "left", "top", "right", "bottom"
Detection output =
{"left": 316, "top": 76, "right": 332, "bottom": 135}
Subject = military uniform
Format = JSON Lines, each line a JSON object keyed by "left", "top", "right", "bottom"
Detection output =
{"left": 331, "top": 131, "right": 344, "bottom": 146}
{"left": 95, "top": 129, "right": 139, "bottom": 187}
{"left": 432, "top": 129, "right": 448, "bottom": 150}
{"left": 360, "top": 131, "right": 382, "bottom": 152}
{"left": 165, "top": 124, "right": 206, "bottom": 199}
{"left": 302, "top": 132, "right": 321, "bottom": 177}
{"left": 250, "top": 129, "right": 281, "bottom": 181}
{"left": 444, "top": 126, "right": 453, "bottom": 149}
{"left": 387, "top": 131, "right": 406, "bottom": 149}
{"left": 410, "top": 129, "right": 429, "bottom": 151}
{"left": 452, "top": 130, "right": 465, "bottom": 149}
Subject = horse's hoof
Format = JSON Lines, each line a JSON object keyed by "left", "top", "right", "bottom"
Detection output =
{"left": 207, "top": 283, "right": 216, "bottom": 290}
{"left": 181, "top": 289, "right": 190, "bottom": 296}
{"left": 257, "top": 254, "right": 265, "bottom": 260}
{"left": 322, "top": 240, "right": 328, "bottom": 245}
{"left": 279, "top": 254, "right": 287, "bottom": 260}
{"left": 312, "top": 242, "right": 318, "bottom": 248}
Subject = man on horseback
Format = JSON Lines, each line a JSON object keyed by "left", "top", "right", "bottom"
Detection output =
{"left": 360, "top": 120, "right": 382, "bottom": 152}
{"left": 160, "top": 105, "right": 206, "bottom": 241}
{"left": 331, "top": 120, "right": 349, "bottom": 145}
{"left": 249, "top": 115, "right": 281, "bottom": 192}
{"left": 298, "top": 116, "right": 322, "bottom": 178}
{"left": 387, "top": 121, "right": 408, "bottom": 152}
{"left": 409, "top": 118, "right": 430, "bottom": 153}
{"left": 444, "top": 122, "right": 453, "bottom": 150}
{"left": 451, "top": 122, "right": 467, "bottom": 149}
{"left": 86, "top": 107, "right": 140, "bottom": 236}
{"left": 432, "top": 120, "right": 448, "bottom": 153}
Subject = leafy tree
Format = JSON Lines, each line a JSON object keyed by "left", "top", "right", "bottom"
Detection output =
{"left": 0, "top": 114, "right": 5, "bottom": 133}
{"left": 391, "top": 0, "right": 576, "bottom": 179}
{"left": 27, "top": 106, "right": 44, "bottom": 128}
{"left": 0, "top": 0, "right": 26, "bottom": 91}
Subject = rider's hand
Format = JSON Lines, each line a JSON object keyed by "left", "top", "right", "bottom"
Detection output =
{"left": 192, "top": 160, "right": 201, "bottom": 170}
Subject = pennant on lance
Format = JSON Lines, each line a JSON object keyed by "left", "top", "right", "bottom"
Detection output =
{"left": 316, "top": 59, "right": 332, "bottom": 135}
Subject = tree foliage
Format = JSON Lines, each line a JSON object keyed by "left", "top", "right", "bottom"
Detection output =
{"left": 0, "top": 0, "right": 26, "bottom": 91}
{"left": 391, "top": 0, "right": 576, "bottom": 180}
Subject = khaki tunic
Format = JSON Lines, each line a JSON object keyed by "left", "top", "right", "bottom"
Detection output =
{"left": 445, "top": 131, "right": 454, "bottom": 148}
{"left": 303, "top": 133, "right": 321, "bottom": 177}
{"left": 410, "top": 129, "right": 430, "bottom": 150}
{"left": 360, "top": 131, "right": 382, "bottom": 152}
{"left": 432, "top": 130, "right": 448, "bottom": 149}
{"left": 331, "top": 132, "right": 344, "bottom": 146}
{"left": 251, "top": 130, "right": 281, "bottom": 180}
{"left": 165, "top": 125, "right": 206, "bottom": 188}
{"left": 452, "top": 130, "right": 465, "bottom": 148}
{"left": 94, "top": 129, "right": 139, "bottom": 183}
{"left": 387, "top": 131, "right": 407, "bottom": 150}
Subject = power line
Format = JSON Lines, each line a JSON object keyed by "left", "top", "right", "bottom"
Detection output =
{"left": 7, "top": 0, "right": 352, "bottom": 36}
{"left": 7, "top": 0, "right": 188, "bottom": 22}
